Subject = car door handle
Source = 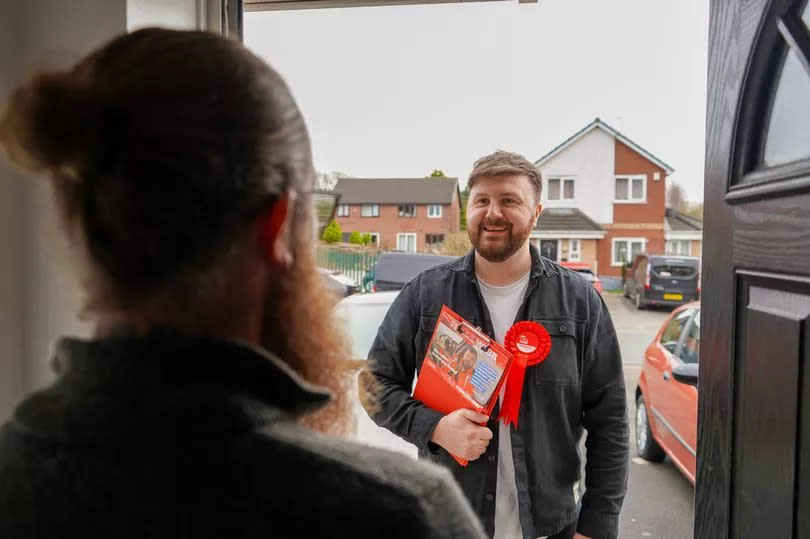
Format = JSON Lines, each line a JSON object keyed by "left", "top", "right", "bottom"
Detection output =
{"left": 663, "top": 372, "right": 671, "bottom": 381}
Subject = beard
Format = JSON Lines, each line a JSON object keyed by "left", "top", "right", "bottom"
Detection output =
{"left": 260, "top": 239, "right": 355, "bottom": 437}
{"left": 468, "top": 214, "right": 535, "bottom": 263}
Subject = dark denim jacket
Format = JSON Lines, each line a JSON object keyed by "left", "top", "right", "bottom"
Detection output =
{"left": 363, "top": 247, "right": 629, "bottom": 539}
{"left": 0, "top": 328, "right": 485, "bottom": 539}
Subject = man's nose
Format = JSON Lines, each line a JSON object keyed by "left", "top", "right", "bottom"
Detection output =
{"left": 486, "top": 201, "right": 504, "bottom": 219}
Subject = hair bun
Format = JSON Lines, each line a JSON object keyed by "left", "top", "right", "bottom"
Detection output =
{"left": 0, "top": 71, "right": 98, "bottom": 173}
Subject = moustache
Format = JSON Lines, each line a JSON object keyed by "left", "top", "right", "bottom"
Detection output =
{"left": 479, "top": 220, "right": 512, "bottom": 229}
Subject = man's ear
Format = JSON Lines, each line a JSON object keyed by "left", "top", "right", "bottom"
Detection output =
{"left": 534, "top": 202, "right": 543, "bottom": 222}
{"left": 257, "top": 190, "right": 295, "bottom": 269}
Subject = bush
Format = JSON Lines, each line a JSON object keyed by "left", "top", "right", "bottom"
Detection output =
{"left": 349, "top": 231, "right": 363, "bottom": 244}
{"left": 322, "top": 220, "right": 342, "bottom": 244}
{"left": 438, "top": 232, "right": 472, "bottom": 256}
{"left": 361, "top": 233, "right": 372, "bottom": 246}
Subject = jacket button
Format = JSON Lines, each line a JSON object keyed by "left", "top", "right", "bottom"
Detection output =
{"left": 488, "top": 455, "right": 496, "bottom": 462}
{"left": 485, "top": 493, "right": 495, "bottom": 501}
{"left": 560, "top": 324, "right": 567, "bottom": 333}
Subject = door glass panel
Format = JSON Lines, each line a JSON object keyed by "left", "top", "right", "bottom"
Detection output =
{"left": 677, "top": 311, "right": 700, "bottom": 364}
{"left": 803, "top": 1, "right": 810, "bottom": 33}
{"left": 763, "top": 48, "right": 810, "bottom": 167}
{"left": 660, "top": 308, "right": 695, "bottom": 351}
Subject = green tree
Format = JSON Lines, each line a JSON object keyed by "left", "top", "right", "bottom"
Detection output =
{"left": 459, "top": 187, "right": 469, "bottom": 230}
{"left": 321, "top": 220, "right": 342, "bottom": 244}
{"left": 429, "top": 169, "right": 446, "bottom": 177}
{"left": 361, "top": 233, "right": 372, "bottom": 246}
{"left": 349, "top": 231, "right": 363, "bottom": 244}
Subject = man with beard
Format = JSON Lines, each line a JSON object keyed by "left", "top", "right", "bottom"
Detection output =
{"left": 362, "top": 151, "right": 628, "bottom": 539}
{"left": 0, "top": 29, "right": 485, "bottom": 539}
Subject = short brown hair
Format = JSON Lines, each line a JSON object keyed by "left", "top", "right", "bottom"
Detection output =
{"left": 468, "top": 150, "right": 542, "bottom": 201}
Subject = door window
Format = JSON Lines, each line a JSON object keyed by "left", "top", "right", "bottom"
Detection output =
{"left": 660, "top": 308, "right": 695, "bottom": 354}
{"left": 677, "top": 311, "right": 700, "bottom": 364}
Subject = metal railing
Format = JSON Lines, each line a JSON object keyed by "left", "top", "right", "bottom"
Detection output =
{"left": 316, "top": 245, "right": 380, "bottom": 292}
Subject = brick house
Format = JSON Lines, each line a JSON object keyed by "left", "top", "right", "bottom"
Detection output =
{"left": 332, "top": 177, "right": 462, "bottom": 252}
{"left": 533, "top": 118, "right": 702, "bottom": 288}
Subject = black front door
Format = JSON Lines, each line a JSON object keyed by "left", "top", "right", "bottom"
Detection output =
{"left": 698, "top": 1, "right": 810, "bottom": 537}
{"left": 539, "top": 240, "right": 558, "bottom": 261}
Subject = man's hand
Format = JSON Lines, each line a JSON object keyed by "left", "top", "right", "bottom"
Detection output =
{"left": 430, "top": 409, "right": 493, "bottom": 461}
{"left": 573, "top": 534, "right": 591, "bottom": 539}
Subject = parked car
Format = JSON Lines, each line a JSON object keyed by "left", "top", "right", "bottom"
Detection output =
{"left": 635, "top": 302, "right": 700, "bottom": 484}
{"left": 624, "top": 254, "right": 700, "bottom": 309}
{"left": 364, "top": 251, "right": 456, "bottom": 292}
{"left": 318, "top": 267, "right": 359, "bottom": 299}
{"left": 333, "top": 291, "right": 416, "bottom": 458}
{"left": 560, "top": 261, "right": 603, "bottom": 294}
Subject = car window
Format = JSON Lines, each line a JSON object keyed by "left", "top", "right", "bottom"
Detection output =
{"left": 677, "top": 310, "right": 700, "bottom": 364}
{"left": 652, "top": 264, "right": 697, "bottom": 277}
{"left": 659, "top": 308, "right": 695, "bottom": 354}
{"left": 335, "top": 302, "right": 392, "bottom": 358}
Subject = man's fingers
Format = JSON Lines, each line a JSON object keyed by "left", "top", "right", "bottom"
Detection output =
{"left": 458, "top": 409, "right": 490, "bottom": 423}
{"left": 477, "top": 427, "right": 494, "bottom": 441}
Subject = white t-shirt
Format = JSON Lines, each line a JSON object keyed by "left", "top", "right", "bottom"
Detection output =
{"left": 477, "top": 271, "right": 530, "bottom": 539}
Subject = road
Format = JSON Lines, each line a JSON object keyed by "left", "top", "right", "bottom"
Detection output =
{"left": 350, "top": 292, "right": 695, "bottom": 538}
{"left": 606, "top": 292, "right": 695, "bottom": 539}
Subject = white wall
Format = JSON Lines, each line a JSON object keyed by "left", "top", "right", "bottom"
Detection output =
{"left": 0, "top": 0, "right": 217, "bottom": 421}
{"left": 538, "top": 126, "right": 615, "bottom": 225}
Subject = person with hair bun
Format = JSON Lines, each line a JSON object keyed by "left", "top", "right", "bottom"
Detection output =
{"left": 0, "top": 28, "right": 485, "bottom": 539}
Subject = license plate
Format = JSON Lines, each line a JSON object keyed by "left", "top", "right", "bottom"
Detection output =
{"left": 664, "top": 293, "right": 683, "bottom": 301}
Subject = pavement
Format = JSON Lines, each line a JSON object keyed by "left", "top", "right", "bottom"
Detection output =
{"left": 351, "top": 291, "right": 695, "bottom": 538}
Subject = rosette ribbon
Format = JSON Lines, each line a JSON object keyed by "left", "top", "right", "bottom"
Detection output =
{"left": 499, "top": 321, "right": 552, "bottom": 428}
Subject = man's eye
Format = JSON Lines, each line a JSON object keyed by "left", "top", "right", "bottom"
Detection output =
{"left": 503, "top": 198, "right": 516, "bottom": 205}
{"left": 475, "top": 198, "right": 489, "bottom": 205}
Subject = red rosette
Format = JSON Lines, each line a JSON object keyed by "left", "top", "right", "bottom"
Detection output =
{"left": 504, "top": 321, "right": 551, "bottom": 366}
{"left": 499, "top": 321, "right": 552, "bottom": 429}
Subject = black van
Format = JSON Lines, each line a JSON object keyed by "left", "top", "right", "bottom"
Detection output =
{"left": 364, "top": 251, "right": 456, "bottom": 292}
{"left": 624, "top": 254, "right": 700, "bottom": 309}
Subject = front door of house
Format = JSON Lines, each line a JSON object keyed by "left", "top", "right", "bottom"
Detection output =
{"left": 539, "top": 240, "right": 558, "bottom": 261}
{"left": 698, "top": 1, "right": 810, "bottom": 537}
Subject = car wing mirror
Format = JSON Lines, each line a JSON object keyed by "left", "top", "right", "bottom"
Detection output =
{"left": 672, "top": 363, "right": 698, "bottom": 386}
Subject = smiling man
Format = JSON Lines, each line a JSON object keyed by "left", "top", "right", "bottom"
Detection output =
{"left": 362, "top": 151, "right": 629, "bottom": 539}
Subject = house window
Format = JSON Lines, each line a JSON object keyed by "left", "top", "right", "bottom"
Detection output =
{"left": 547, "top": 177, "right": 575, "bottom": 201}
{"left": 612, "top": 237, "right": 646, "bottom": 266}
{"left": 361, "top": 204, "right": 379, "bottom": 217}
{"left": 336, "top": 204, "right": 350, "bottom": 217}
{"left": 426, "top": 234, "right": 445, "bottom": 246}
{"left": 569, "top": 239, "right": 581, "bottom": 261}
{"left": 397, "top": 233, "right": 417, "bottom": 252}
{"left": 615, "top": 175, "right": 646, "bottom": 203}
{"left": 666, "top": 240, "right": 691, "bottom": 256}
{"left": 398, "top": 204, "right": 416, "bottom": 217}
{"left": 427, "top": 204, "right": 442, "bottom": 218}
{"left": 368, "top": 233, "right": 380, "bottom": 246}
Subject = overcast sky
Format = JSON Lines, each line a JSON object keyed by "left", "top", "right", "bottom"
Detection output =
{"left": 244, "top": 0, "right": 709, "bottom": 202}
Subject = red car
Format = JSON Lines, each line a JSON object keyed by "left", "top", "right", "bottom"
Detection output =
{"left": 635, "top": 302, "right": 700, "bottom": 483}
{"left": 560, "top": 261, "right": 603, "bottom": 294}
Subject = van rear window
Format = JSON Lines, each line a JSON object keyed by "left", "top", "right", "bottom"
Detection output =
{"left": 653, "top": 265, "right": 697, "bottom": 277}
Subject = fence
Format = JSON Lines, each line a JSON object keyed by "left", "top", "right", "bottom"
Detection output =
{"left": 316, "top": 245, "right": 380, "bottom": 292}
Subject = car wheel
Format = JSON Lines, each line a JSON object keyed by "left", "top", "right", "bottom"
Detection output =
{"left": 636, "top": 394, "right": 666, "bottom": 462}
{"left": 635, "top": 291, "right": 645, "bottom": 310}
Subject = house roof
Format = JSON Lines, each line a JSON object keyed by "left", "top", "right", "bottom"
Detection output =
{"left": 534, "top": 118, "right": 675, "bottom": 174}
{"left": 333, "top": 177, "right": 459, "bottom": 205}
{"left": 665, "top": 207, "right": 703, "bottom": 231}
{"left": 534, "top": 207, "right": 605, "bottom": 232}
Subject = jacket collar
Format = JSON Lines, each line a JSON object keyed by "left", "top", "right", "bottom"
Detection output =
{"left": 13, "top": 327, "right": 330, "bottom": 443}
{"left": 454, "top": 244, "right": 557, "bottom": 280}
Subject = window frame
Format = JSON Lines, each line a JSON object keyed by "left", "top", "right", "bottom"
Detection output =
{"left": 568, "top": 239, "right": 581, "bottom": 261}
{"left": 361, "top": 204, "right": 379, "bottom": 217}
{"left": 427, "top": 204, "right": 443, "bottom": 218}
{"left": 336, "top": 204, "right": 350, "bottom": 217}
{"left": 612, "top": 237, "right": 647, "bottom": 266}
{"left": 396, "top": 232, "right": 417, "bottom": 252}
{"left": 666, "top": 239, "right": 692, "bottom": 256}
{"left": 398, "top": 204, "right": 416, "bottom": 218}
{"left": 547, "top": 176, "right": 576, "bottom": 201}
{"left": 614, "top": 174, "right": 647, "bottom": 203}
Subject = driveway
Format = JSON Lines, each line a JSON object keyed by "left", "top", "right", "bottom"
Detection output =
{"left": 604, "top": 292, "right": 695, "bottom": 539}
